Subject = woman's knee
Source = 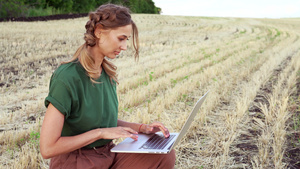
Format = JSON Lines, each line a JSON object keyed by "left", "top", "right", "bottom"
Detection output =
{"left": 160, "top": 149, "right": 176, "bottom": 169}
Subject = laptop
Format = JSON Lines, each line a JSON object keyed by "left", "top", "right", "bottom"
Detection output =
{"left": 111, "top": 90, "right": 209, "bottom": 154}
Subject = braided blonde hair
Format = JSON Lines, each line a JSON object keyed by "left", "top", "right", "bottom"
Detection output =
{"left": 64, "top": 4, "right": 139, "bottom": 84}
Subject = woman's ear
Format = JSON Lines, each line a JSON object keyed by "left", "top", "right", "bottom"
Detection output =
{"left": 94, "top": 28, "right": 102, "bottom": 39}
{"left": 94, "top": 25, "right": 103, "bottom": 39}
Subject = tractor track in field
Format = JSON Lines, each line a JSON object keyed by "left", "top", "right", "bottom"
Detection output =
{"left": 232, "top": 49, "right": 300, "bottom": 168}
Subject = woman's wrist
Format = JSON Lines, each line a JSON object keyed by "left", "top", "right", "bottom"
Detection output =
{"left": 138, "top": 124, "right": 144, "bottom": 133}
{"left": 96, "top": 128, "right": 103, "bottom": 139}
{"left": 138, "top": 123, "right": 148, "bottom": 133}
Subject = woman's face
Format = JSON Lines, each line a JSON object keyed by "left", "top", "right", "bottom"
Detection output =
{"left": 96, "top": 24, "right": 132, "bottom": 59}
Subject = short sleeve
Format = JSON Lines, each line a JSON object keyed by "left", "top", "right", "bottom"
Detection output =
{"left": 45, "top": 79, "right": 72, "bottom": 119}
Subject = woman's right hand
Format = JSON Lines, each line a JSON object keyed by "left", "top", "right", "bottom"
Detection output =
{"left": 99, "top": 127, "right": 139, "bottom": 141}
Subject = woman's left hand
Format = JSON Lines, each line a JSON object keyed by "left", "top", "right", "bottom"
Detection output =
{"left": 141, "top": 122, "right": 170, "bottom": 138}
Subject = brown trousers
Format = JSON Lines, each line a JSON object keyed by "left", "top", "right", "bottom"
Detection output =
{"left": 49, "top": 142, "right": 176, "bottom": 169}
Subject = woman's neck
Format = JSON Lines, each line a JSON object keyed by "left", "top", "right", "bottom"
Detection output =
{"left": 86, "top": 45, "right": 104, "bottom": 74}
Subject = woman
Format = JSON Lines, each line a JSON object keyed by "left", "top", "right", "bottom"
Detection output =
{"left": 40, "top": 3, "right": 176, "bottom": 169}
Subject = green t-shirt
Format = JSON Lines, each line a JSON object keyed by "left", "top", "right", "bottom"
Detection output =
{"left": 45, "top": 61, "right": 118, "bottom": 148}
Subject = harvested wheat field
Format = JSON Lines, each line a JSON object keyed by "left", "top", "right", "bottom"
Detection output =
{"left": 0, "top": 14, "right": 300, "bottom": 169}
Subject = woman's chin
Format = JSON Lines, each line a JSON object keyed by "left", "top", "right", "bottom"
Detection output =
{"left": 106, "top": 55, "right": 117, "bottom": 59}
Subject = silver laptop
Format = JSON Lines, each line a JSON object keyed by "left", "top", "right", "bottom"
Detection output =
{"left": 111, "top": 91, "right": 209, "bottom": 154}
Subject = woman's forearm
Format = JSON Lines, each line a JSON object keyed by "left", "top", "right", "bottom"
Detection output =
{"left": 40, "top": 128, "right": 102, "bottom": 159}
{"left": 117, "top": 119, "right": 142, "bottom": 132}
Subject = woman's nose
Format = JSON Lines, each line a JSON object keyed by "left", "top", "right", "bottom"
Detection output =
{"left": 120, "top": 41, "right": 127, "bottom": 50}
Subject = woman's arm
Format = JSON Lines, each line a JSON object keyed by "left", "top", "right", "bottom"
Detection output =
{"left": 117, "top": 120, "right": 170, "bottom": 138}
{"left": 117, "top": 120, "right": 142, "bottom": 132}
{"left": 40, "top": 103, "right": 138, "bottom": 159}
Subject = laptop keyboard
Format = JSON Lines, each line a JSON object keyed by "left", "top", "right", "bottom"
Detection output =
{"left": 139, "top": 134, "right": 175, "bottom": 150}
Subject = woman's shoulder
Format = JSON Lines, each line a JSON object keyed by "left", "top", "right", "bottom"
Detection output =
{"left": 51, "top": 61, "right": 84, "bottom": 82}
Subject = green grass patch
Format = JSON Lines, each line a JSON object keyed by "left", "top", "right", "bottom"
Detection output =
{"left": 240, "top": 30, "right": 247, "bottom": 34}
